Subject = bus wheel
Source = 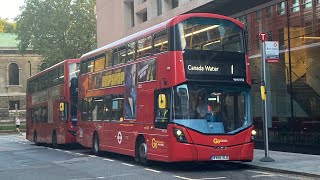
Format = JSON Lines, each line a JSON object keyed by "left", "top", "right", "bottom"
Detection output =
{"left": 52, "top": 131, "right": 58, "bottom": 148}
{"left": 33, "top": 131, "right": 39, "bottom": 146}
{"left": 135, "top": 138, "right": 148, "bottom": 165}
{"left": 92, "top": 133, "right": 100, "bottom": 155}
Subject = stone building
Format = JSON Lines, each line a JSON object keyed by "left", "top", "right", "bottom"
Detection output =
{"left": 0, "top": 33, "right": 42, "bottom": 122}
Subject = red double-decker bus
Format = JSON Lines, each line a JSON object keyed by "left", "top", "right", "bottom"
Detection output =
{"left": 26, "top": 59, "right": 80, "bottom": 147}
{"left": 77, "top": 13, "right": 255, "bottom": 163}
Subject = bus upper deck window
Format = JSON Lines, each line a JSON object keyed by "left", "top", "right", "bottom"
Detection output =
{"left": 154, "top": 30, "right": 168, "bottom": 53}
{"left": 113, "top": 46, "right": 126, "bottom": 66}
{"left": 137, "top": 36, "right": 152, "bottom": 59}
{"left": 127, "top": 42, "right": 136, "bottom": 62}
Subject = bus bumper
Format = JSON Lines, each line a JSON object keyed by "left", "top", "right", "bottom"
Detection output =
{"left": 169, "top": 142, "right": 254, "bottom": 162}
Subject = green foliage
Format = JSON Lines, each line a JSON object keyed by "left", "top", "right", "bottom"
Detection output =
{"left": 0, "top": 18, "right": 16, "bottom": 33}
{"left": 0, "top": 124, "right": 25, "bottom": 131}
{"left": 16, "top": 0, "right": 96, "bottom": 68}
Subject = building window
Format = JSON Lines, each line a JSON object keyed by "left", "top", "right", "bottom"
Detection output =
{"left": 266, "top": 6, "right": 273, "bottom": 18}
{"left": 40, "top": 62, "right": 47, "bottom": 70}
{"left": 137, "top": 11, "right": 147, "bottom": 22}
{"left": 256, "top": 35, "right": 260, "bottom": 50}
{"left": 130, "top": 2, "right": 135, "bottom": 27}
{"left": 172, "top": 0, "right": 178, "bottom": 9}
{"left": 267, "top": 31, "right": 273, "bottom": 41}
{"left": 255, "top": 10, "right": 261, "bottom": 21}
{"left": 238, "top": 15, "right": 247, "bottom": 26}
{"left": 278, "top": 28, "right": 285, "bottom": 49}
{"left": 303, "top": 0, "right": 312, "bottom": 9}
{"left": 277, "top": 2, "right": 285, "bottom": 15}
{"left": 291, "top": 0, "right": 300, "bottom": 13}
{"left": 9, "top": 100, "right": 20, "bottom": 110}
{"left": 157, "top": 0, "right": 162, "bottom": 16}
{"left": 9, "top": 63, "right": 19, "bottom": 85}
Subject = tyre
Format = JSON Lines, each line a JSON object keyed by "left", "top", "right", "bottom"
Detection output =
{"left": 52, "top": 131, "right": 58, "bottom": 148}
{"left": 135, "top": 138, "right": 148, "bottom": 165}
{"left": 92, "top": 133, "right": 100, "bottom": 155}
{"left": 33, "top": 131, "right": 39, "bottom": 146}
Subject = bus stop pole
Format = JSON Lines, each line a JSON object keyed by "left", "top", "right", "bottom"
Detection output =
{"left": 260, "top": 41, "right": 274, "bottom": 162}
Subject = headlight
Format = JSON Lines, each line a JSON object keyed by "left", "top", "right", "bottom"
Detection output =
{"left": 173, "top": 128, "right": 188, "bottom": 143}
{"left": 251, "top": 130, "right": 257, "bottom": 136}
{"left": 175, "top": 129, "right": 182, "bottom": 136}
{"left": 251, "top": 130, "right": 257, "bottom": 141}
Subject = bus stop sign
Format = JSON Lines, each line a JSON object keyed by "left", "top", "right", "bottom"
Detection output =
{"left": 259, "top": 33, "right": 266, "bottom": 42}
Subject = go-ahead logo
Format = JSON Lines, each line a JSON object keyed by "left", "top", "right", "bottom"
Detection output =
{"left": 151, "top": 138, "right": 164, "bottom": 149}
{"left": 213, "top": 138, "right": 228, "bottom": 144}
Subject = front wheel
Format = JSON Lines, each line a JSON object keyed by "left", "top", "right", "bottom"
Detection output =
{"left": 33, "top": 131, "right": 39, "bottom": 146}
{"left": 135, "top": 138, "right": 148, "bottom": 165}
{"left": 92, "top": 134, "right": 100, "bottom": 155}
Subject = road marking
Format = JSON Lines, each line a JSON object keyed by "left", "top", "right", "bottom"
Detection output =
{"left": 102, "top": 158, "right": 114, "bottom": 162}
{"left": 247, "top": 170, "right": 276, "bottom": 178}
{"left": 174, "top": 176, "right": 227, "bottom": 180}
{"left": 88, "top": 155, "right": 97, "bottom": 158}
{"left": 75, "top": 153, "right": 85, "bottom": 156}
{"left": 251, "top": 174, "right": 275, "bottom": 178}
{"left": 55, "top": 149, "right": 62, "bottom": 151}
{"left": 121, "top": 163, "right": 135, "bottom": 167}
{"left": 145, "top": 168, "right": 161, "bottom": 173}
{"left": 67, "top": 177, "right": 105, "bottom": 180}
{"left": 273, "top": 174, "right": 308, "bottom": 180}
{"left": 174, "top": 175, "right": 194, "bottom": 180}
{"left": 64, "top": 151, "right": 73, "bottom": 154}
{"left": 246, "top": 170, "right": 273, "bottom": 175}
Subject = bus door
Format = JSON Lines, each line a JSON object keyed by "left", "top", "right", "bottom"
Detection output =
{"left": 58, "top": 101, "right": 68, "bottom": 141}
{"left": 150, "top": 89, "right": 171, "bottom": 156}
{"left": 136, "top": 89, "right": 154, "bottom": 124}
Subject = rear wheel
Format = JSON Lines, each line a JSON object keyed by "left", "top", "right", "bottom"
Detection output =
{"left": 135, "top": 138, "right": 148, "bottom": 165}
{"left": 92, "top": 133, "right": 100, "bottom": 155}
{"left": 52, "top": 131, "right": 58, "bottom": 148}
{"left": 33, "top": 131, "right": 39, "bottom": 146}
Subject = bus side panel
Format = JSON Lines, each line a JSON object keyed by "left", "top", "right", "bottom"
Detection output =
{"left": 169, "top": 51, "right": 186, "bottom": 86}
{"left": 77, "top": 121, "right": 95, "bottom": 148}
{"left": 101, "top": 122, "right": 114, "bottom": 151}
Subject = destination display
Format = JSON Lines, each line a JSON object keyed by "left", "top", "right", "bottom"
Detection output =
{"left": 183, "top": 51, "right": 246, "bottom": 82}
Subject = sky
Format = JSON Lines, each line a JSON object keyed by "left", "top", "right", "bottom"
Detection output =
{"left": 0, "top": 0, "right": 25, "bottom": 21}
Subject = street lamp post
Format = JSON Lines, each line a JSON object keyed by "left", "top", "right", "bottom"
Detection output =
{"left": 27, "top": 61, "right": 31, "bottom": 77}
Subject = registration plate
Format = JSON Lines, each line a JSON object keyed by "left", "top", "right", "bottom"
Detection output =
{"left": 211, "top": 155, "right": 229, "bottom": 160}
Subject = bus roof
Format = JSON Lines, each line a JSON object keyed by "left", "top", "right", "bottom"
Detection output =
{"left": 28, "top": 58, "right": 79, "bottom": 80}
{"left": 81, "top": 13, "right": 244, "bottom": 59}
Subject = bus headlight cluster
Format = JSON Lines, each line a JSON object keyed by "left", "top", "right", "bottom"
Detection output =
{"left": 173, "top": 128, "right": 187, "bottom": 143}
{"left": 251, "top": 130, "right": 257, "bottom": 141}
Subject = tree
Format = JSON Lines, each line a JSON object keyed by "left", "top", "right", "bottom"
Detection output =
{"left": 16, "top": 0, "right": 96, "bottom": 68}
{"left": 0, "top": 18, "right": 16, "bottom": 33}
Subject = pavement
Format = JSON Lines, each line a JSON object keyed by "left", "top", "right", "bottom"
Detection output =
{"left": 240, "top": 149, "right": 320, "bottom": 178}
{"left": 1, "top": 132, "right": 319, "bottom": 178}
